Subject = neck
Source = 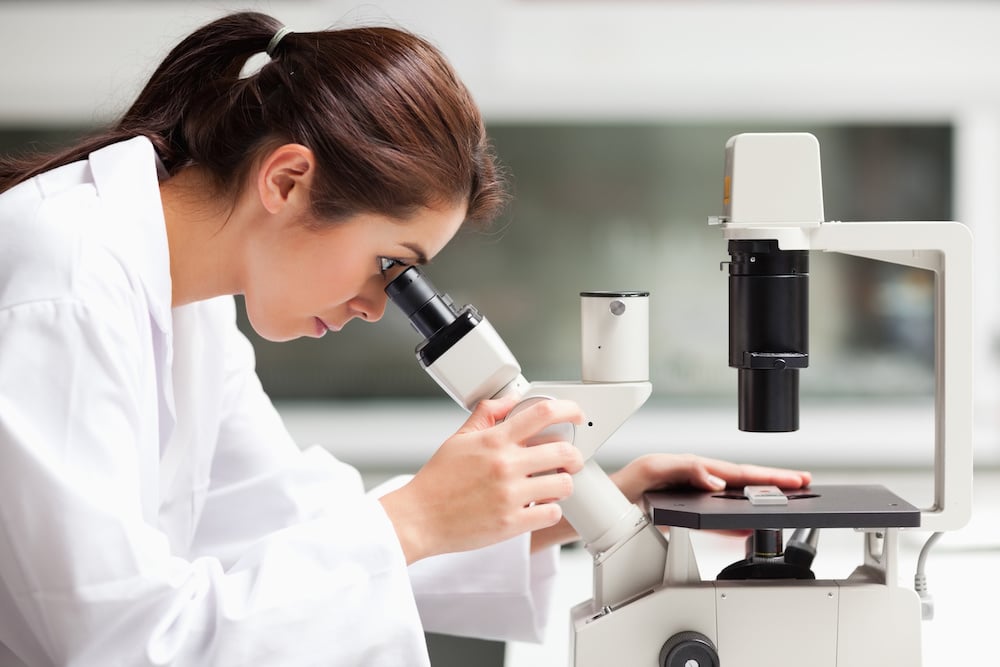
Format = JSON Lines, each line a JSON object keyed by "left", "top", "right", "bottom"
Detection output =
{"left": 160, "top": 169, "right": 244, "bottom": 307}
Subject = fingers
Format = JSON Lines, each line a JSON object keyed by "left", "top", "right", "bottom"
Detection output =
{"left": 405, "top": 397, "right": 585, "bottom": 560}
{"left": 521, "top": 469, "right": 575, "bottom": 504}
{"left": 699, "top": 458, "right": 812, "bottom": 489}
{"left": 519, "top": 502, "right": 564, "bottom": 532}
{"left": 457, "top": 397, "right": 583, "bottom": 446}
{"left": 457, "top": 396, "right": 521, "bottom": 434}
{"left": 501, "top": 398, "right": 584, "bottom": 445}
{"left": 634, "top": 453, "right": 810, "bottom": 490}
{"left": 688, "top": 461, "right": 728, "bottom": 491}
{"left": 621, "top": 453, "right": 711, "bottom": 493}
{"left": 612, "top": 453, "right": 813, "bottom": 504}
{"left": 517, "top": 440, "right": 584, "bottom": 476}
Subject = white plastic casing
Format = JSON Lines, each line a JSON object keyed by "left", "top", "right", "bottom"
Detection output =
{"left": 723, "top": 132, "right": 825, "bottom": 224}
{"left": 580, "top": 292, "right": 649, "bottom": 383}
{"left": 422, "top": 317, "right": 525, "bottom": 411}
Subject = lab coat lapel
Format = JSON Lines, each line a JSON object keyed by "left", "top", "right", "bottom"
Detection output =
{"left": 87, "top": 137, "right": 177, "bottom": 521}
{"left": 87, "top": 136, "right": 172, "bottom": 336}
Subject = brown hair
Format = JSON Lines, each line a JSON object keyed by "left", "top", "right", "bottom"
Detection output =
{"left": 0, "top": 12, "right": 506, "bottom": 225}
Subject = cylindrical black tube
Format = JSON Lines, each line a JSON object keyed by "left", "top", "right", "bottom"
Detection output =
{"left": 385, "top": 267, "right": 458, "bottom": 339}
{"left": 728, "top": 239, "right": 809, "bottom": 432}
{"left": 738, "top": 367, "right": 800, "bottom": 431}
{"left": 751, "top": 528, "right": 784, "bottom": 559}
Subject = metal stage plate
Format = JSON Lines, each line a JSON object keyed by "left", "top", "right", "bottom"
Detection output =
{"left": 645, "top": 484, "right": 920, "bottom": 530}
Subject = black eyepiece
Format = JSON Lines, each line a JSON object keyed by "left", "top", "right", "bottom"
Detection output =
{"left": 385, "top": 266, "right": 459, "bottom": 339}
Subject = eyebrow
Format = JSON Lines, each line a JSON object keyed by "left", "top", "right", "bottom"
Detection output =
{"left": 401, "top": 242, "right": 429, "bottom": 265}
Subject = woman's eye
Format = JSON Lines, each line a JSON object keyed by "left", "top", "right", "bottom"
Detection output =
{"left": 379, "top": 257, "right": 405, "bottom": 275}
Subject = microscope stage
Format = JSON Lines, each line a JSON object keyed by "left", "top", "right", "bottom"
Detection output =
{"left": 645, "top": 484, "right": 920, "bottom": 530}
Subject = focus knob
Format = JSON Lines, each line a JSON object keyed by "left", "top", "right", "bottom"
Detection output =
{"left": 659, "top": 631, "right": 720, "bottom": 667}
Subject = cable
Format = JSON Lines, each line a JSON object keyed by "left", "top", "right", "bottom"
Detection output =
{"left": 913, "top": 531, "right": 943, "bottom": 620}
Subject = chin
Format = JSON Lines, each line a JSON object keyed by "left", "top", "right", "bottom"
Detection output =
{"left": 251, "top": 325, "right": 297, "bottom": 343}
{"left": 245, "top": 311, "right": 298, "bottom": 343}
{"left": 263, "top": 331, "right": 300, "bottom": 343}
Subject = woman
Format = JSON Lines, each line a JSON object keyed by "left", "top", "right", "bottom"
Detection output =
{"left": 0, "top": 11, "right": 810, "bottom": 666}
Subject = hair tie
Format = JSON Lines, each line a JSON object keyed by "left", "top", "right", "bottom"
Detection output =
{"left": 266, "top": 26, "right": 294, "bottom": 57}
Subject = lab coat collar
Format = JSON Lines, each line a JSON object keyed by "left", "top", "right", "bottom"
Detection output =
{"left": 87, "top": 136, "right": 173, "bottom": 333}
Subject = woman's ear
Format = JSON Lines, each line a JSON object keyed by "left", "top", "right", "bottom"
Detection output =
{"left": 257, "top": 144, "right": 316, "bottom": 215}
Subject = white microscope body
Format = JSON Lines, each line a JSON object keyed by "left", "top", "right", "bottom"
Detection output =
{"left": 386, "top": 132, "right": 973, "bottom": 667}
{"left": 386, "top": 270, "right": 668, "bottom": 607}
{"left": 570, "top": 133, "right": 973, "bottom": 667}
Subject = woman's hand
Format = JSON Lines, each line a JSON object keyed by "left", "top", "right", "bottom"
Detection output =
{"left": 380, "top": 398, "right": 585, "bottom": 565}
{"left": 609, "top": 453, "right": 812, "bottom": 505}
{"left": 531, "top": 454, "right": 812, "bottom": 552}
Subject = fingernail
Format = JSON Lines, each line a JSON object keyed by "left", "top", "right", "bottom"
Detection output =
{"left": 707, "top": 475, "right": 726, "bottom": 489}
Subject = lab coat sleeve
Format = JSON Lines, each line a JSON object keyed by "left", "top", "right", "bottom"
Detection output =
{"left": 184, "top": 300, "right": 433, "bottom": 663}
{"left": 409, "top": 535, "right": 560, "bottom": 643}
{"left": 370, "top": 477, "right": 562, "bottom": 643}
{"left": 0, "top": 294, "right": 428, "bottom": 667}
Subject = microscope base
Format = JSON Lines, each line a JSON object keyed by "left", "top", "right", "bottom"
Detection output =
{"left": 568, "top": 484, "right": 924, "bottom": 666}
{"left": 569, "top": 579, "right": 922, "bottom": 667}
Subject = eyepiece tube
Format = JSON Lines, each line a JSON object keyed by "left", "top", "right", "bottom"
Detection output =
{"left": 728, "top": 240, "right": 809, "bottom": 432}
{"left": 385, "top": 267, "right": 458, "bottom": 339}
{"left": 385, "top": 266, "right": 524, "bottom": 410}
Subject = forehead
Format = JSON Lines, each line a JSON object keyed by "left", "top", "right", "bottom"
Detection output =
{"left": 362, "top": 202, "right": 467, "bottom": 259}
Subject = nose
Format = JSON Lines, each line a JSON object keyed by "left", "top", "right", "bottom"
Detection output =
{"left": 349, "top": 276, "right": 390, "bottom": 322}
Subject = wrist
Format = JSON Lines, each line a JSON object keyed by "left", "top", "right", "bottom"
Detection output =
{"left": 379, "top": 486, "right": 431, "bottom": 565}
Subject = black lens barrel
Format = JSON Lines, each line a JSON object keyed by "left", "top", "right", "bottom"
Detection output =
{"left": 728, "top": 239, "right": 809, "bottom": 432}
{"left": 385, "top": 267, "right": 458, "bottom": 339}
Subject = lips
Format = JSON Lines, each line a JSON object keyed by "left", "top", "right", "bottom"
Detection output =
{"left": 314, "top": 317, "right": 342, "bottom": 337}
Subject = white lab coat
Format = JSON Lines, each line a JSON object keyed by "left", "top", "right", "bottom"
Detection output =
{"left": 0, "top": 137, "right": 558, "bottom": 666}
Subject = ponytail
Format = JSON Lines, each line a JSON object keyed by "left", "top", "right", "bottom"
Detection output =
{"left": 118, "top": 12, "right": 283, "bottom": 176}
{"left": 0, "top": 12, "right": 506, "bottom": 225}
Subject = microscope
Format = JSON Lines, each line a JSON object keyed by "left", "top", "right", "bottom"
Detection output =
{"left": 386, "top": 132, "right": 973, "bottom": 667}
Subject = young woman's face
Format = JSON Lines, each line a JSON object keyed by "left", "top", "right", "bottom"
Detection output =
{"left": 243, "top": 203, "right": 466, "bottom": 342}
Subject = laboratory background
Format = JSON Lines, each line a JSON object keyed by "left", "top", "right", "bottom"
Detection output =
{"left": 1, "top": 1, "right": 998, "bottom": 665}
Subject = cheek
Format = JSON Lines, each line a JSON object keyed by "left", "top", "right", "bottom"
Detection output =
{"left": 243, "top": 229, "right": 377, "bottom": 339}
{"left": 314, "top": 252, "right": 375, "bottom": 297}
{"left": 241, "top": 267, "right": 309, "bottom": 342}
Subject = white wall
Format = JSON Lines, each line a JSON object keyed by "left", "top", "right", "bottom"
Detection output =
{"left": 2, "top": 1, "right": 1000, "bottom": 123}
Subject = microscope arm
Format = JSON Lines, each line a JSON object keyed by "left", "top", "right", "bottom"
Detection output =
{"left": 723, "top": 220, "right": 974, "bottom": 532}
{"left": 819, "top": 221, "right": 973, "bottom": 533}
{"left": 518, "top": 380, "right": 670, "bottom": 610}
{"left": 429, "top": 337, "right": 671, "bottom": 608}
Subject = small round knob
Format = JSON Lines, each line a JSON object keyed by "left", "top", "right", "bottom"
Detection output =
{"left": 659, "top": 631, "right": 719, "bottom": 667}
